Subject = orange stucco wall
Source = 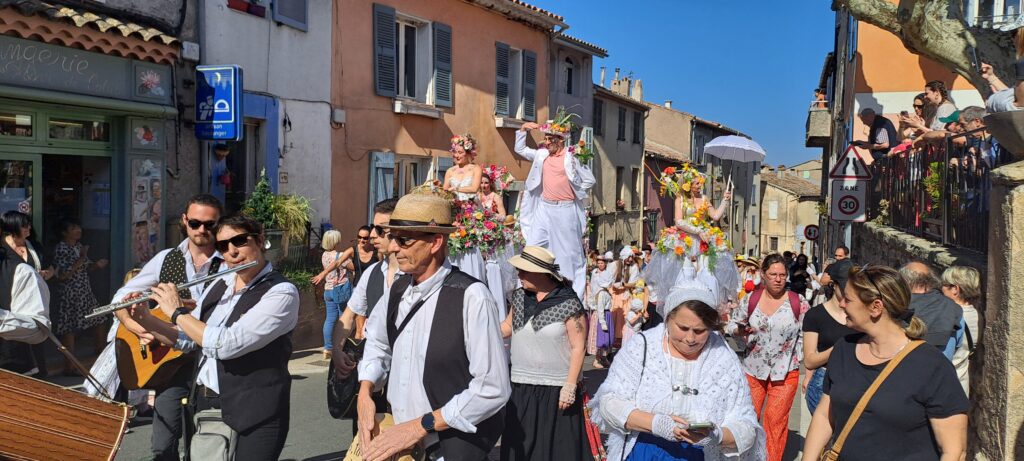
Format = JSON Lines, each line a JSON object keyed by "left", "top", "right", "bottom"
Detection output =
{"left": 854, "top": 22, "right": 975, "bottom": 94}
{"left": 330, "top": 0, "right": 551, "bottom": 233}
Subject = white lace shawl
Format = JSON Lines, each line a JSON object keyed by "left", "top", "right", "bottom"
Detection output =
{"left": 589, "top": 326, "right": 767, "bottom": 460}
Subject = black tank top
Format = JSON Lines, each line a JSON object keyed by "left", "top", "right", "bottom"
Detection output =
{"left": 350, "top": 248, "right": 376, "bottom": 285}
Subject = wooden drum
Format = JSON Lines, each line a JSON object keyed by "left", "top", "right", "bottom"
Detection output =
{"left": 0, "top": 369, "right": 129, "bottom": 461}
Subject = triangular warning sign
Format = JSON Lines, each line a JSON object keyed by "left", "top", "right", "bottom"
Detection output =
{"left": 829, "top": 145, "right": 873, "bottom": 180}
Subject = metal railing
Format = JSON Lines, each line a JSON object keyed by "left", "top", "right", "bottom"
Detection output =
{"left": 874, "top": 128, "right": 997, "bottom": 254}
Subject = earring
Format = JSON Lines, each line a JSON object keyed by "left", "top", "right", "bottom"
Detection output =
{"left": 263, "top": 239, "right": 272, "bottom": 250}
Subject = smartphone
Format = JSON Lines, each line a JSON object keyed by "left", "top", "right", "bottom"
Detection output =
{"left": 968, "top": 46, "right": 982, "bottom": 73}
{"left": 687, "top": 422, "right": 714, "bottom": 431}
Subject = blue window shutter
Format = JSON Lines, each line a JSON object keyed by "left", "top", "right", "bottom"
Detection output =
{"left": 372, "top": 3, "right": 397, "bottom": 98}
{"left": 495, "top": 42, "right": 510, "bottom": 116}
{"left": 523, "top": 49, "right": 537, "bottom": 121}
{"left": 433, "top": 22, "right": 453, "bottom": 107}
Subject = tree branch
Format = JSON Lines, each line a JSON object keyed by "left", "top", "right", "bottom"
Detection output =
{"left": 833, "top": 0, "right": 900, "bottom": 34}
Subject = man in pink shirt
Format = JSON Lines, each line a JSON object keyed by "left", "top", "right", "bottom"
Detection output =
{"left": 514, "top": 120, "right": 595, "bottom": 298}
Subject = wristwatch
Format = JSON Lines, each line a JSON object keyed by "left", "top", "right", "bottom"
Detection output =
{"left": 420, "top": 413, "right": 436, "bottom": 433}
{"left": 171, "top": 307, "right": 190, "bottom": 325}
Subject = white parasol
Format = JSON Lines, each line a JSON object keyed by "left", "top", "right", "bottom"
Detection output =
{"left": 702, "top": 135, "right": 766, "bottom": 191}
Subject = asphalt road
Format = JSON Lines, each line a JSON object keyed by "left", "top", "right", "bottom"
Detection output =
{"left": 99, "top": 349, "right": 808, "bottom": 460}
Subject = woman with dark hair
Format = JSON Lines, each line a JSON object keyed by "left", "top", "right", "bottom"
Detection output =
{"left": 53, "top": 218, "right": 109, "bottom": 374}
{"left": 924, "top": 81, "right": 958, "bottom": 131}
{"left": 591, "top": 264, "right": 766, "bottom": 460}
{"left": 801, "top": 273, "right": 855, "bottom": 415}
{"left": 726, "top": 253, "right": 809, "bottom": 461}
{"left": 0, "top": 211, "right": 52, "bottom": 281}
{"left": 130, "top": 215, "right": 300, "bottom": 460}
{"left": 803, "top": 265, "right": 967, "bottom": 461}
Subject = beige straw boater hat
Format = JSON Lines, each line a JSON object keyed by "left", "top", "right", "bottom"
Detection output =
{"left": 509, "top": 246, "right": 564, "bottom": 282}
{"left": 382, "top": 190, "right": 456, "bottom": 234}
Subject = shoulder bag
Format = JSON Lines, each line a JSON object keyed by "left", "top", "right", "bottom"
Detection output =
{"left": 818, "top": 340, "right": 923, "bottom": 461}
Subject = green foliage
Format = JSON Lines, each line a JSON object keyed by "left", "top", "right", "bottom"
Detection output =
{"left": 922, "top": 162, "right": 944, "bottom": 217}
{"left": 241, "top": 169, "right": 313, "bottom": 241}
{"left": 279, "top": 264, "right": 316, "bottom": 292}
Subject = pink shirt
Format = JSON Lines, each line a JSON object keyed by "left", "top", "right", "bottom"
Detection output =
{"left": 541, "top": 150, "right": 575, "bottom": 201}
{"left": 321, "top": 251, "right": 348, "bottom": 290}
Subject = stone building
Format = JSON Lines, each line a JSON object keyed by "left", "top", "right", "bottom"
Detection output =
{"left": 590, "top": 81, "right": 648, "bottom": 251}
{"left": 758, "top": 166, "right": 821, "bottom": 257}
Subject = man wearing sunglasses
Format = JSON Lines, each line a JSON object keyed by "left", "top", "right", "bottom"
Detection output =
{"left": 356, "top": 192, "right": 509, "bottom": 461}
{"left": 109, "top": 193, "right": 224, "bottom": 461}
{"left": 514, "top": 118, "right": 595, "bottom": 300}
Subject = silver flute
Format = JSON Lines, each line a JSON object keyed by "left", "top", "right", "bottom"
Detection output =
{"left": 84, "top": 260, "right": 259, "bottom": 320}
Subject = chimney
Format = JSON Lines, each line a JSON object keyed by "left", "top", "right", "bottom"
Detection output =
{"left": 599, "top": 67, "right": 606, "bottom": 88}
{"left": 613, "top": 67, "right": 621, "bottom": 83}
{"left": 777, "top": 165, "right": 786, "bottom": 179}
{"left": 633, "top": 79, "right": 643, "bottom": 101}
{"left": 664, "top": 100, "right": 672, "bottom": 109}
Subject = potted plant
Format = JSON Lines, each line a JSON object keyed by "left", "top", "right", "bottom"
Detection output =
{"left": 241, "top": 169, "right": 314, "bottom": 261}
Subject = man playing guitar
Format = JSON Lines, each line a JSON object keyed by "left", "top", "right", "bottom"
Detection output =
{"left": 109, "top": 193, "right": 223, "bottom": 461}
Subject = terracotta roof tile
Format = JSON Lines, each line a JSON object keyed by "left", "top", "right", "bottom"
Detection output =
{"left": 506, "top": 0, "right": 563, "bottom": 21}
{"left": 644, "top": 140, "right": 687, "bottom": 162}
{"left": 761, "top": 172, "right": 821, "bottom": 198}
{"left": 1, "top": 0, "right": 178, "bottom": 45}
{"left": 555, "top": 33, "right": 608, "bottom": 57}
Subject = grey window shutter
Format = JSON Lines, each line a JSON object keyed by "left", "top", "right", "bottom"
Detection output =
{"left": 495, "top": 42, "right": 510, "bottom": 116}
{"left": 373, "top": 3, "right": 397, "bottom": 98}
{"left": 523, "top": 50, "right": 537, "bottom": 121}
{"left": 433, "top": 22, "right": 453, "bottom": 107}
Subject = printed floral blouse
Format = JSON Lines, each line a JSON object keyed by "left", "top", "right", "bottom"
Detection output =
{"left": 727, "top": 295, "right": 809, "bottom": 381}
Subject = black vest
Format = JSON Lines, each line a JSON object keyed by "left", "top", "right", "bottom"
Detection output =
{"left": 385, "top": 269, "right": 505, "bottom": 460}
{"left": 160, "top": 247, "right": 222, "bottom": 299}
{"left": 364, "top": 261, "right": 386, "bottom": 317}
{"left": 199, "top": 270, "right": 293, "bottom": 434}
{"left": 0, "top": 247, "right": 33, "bottom": 373}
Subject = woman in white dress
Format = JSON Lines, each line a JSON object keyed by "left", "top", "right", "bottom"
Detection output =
{"left": 591, "top": 265, "right": 766, "bottom": 460}
{"left": 445, "top": 134, "right": 486, "bottom": 280}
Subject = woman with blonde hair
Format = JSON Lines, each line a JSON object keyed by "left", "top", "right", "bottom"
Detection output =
{"left": 311, "top": 229, "right": 353, "bottom": 359}
{"left": 941, "top": 265, "right": 981, "bottom": 395}
{"left": 802, "top": 265, "right": 968, "bottom": 461}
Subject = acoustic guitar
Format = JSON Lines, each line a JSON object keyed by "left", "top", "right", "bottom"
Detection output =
{"left": 114, "top": 305, "right": 195, "bottom": 391}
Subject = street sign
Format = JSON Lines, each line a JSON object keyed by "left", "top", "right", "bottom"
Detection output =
{"left": 829, "top": 144, "right": 872, "bottom": 180}
{"left": 195, "top": 65, "right": 243, "bottom": 141}
{"left": 830, "top": 179, "right": 867, "bottom": 222}
{"left": 804, "top": 224, "right": 820, "bottom": 241}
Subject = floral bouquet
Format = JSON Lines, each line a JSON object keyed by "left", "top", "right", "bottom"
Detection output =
{"left": 568, "top": 138, "right": 593, "bottom": 164}
{"left": 658, "top": 162, "right": 705, "bottom": 198}
{"left": 448, "top": 199, "right": 512, "bottom": 257}
{"left": 482, "top": 164, "right": 515, "bottom": 194}
{"left": 655, "top": 202, "right": 731, "bottom": 270}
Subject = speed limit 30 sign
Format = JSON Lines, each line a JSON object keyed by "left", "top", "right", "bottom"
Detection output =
{"left": 830, "top": 179, "right": 867, "bottom": 222}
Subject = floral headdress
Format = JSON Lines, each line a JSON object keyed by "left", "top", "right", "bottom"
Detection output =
{"left": 658, "top": 162, "right": 705, "bottom": 197}
{"left": 450, "top": 134, "right": 477, "bottom": 157}
{"left": 482, "top": 164, "right": 514, "bottom": 194}
{"left": 540, "top": 106, "right": 576, "bottom": 138}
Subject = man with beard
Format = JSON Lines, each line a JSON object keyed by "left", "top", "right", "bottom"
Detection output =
{"left": 110, "top": 193, "right": 223, "bottom": 461}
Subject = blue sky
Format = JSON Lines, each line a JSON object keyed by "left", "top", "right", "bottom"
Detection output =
{"left": 530, "top": 0, "right": 837, "bottom": 167}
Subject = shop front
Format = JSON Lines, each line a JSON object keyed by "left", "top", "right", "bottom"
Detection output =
{"left": 0, "top": 27, "right": 179, "bottom": 302}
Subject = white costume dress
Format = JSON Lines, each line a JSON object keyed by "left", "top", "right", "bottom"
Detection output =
{"left": 513, "top": 130, "right": 595, "bottom": 299}
{"left": 590, "top": 326, "right": 767, "bottom": 460}
{"left": 447, "top": 175, "right": 487, "bottom": 283}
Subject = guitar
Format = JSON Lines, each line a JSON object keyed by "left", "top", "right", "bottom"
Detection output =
{"left": 114, "top": 302, "right": 195, "bottom": 391}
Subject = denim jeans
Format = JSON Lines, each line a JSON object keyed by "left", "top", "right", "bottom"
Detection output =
{"left": 805, "top": 367, "right": 826, "bottom": 415}
{"left": 323, "top": 281, "right": 352, "bottom": 351}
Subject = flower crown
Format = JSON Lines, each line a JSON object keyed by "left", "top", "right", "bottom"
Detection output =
{"left": 540, "top": 106, "right": 578, "bottom": 137}
{"left": 659, "top": 162, "right": 705, "bottom": 197}
{"left": 450, "top": 134, "right": 477, "bottom": 156}
{"left": 482, "top": 164, "right": 514, "bottom": 194}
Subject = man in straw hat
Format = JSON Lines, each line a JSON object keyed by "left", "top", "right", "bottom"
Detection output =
{"left": 356, "top": 191, "right": 509, "bottom": 461}
{"left": 516, "top": 113, "right": 595, "bottom": 300}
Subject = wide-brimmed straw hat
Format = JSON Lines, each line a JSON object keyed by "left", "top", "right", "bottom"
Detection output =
{"left": 382, "top": 192, "right": 455, "bottom": 234}
{"left": 509, "top": 246, "right": 563, "bottom": 281}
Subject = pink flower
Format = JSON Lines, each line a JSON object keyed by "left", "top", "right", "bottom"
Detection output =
{"left": 484, "top": 221, "right": 496, "bottom": 230}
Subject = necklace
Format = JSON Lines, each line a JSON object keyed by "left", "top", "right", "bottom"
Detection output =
{"left": 867, "top": 338, "right": 910, "bottom": 360}
{"left": 664, "top": 337, "right": 700, "bottom": 396}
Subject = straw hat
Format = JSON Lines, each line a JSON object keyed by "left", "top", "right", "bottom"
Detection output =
{"left": 382, "top": 192, "right": 455, "bottom": 234}
{"left": 509, "top": 246, "right": 563, "bottom": 281}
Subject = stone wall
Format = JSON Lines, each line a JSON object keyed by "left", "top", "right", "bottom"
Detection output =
{"left": 851, "top": 222, "right": 986, "bottom": 277}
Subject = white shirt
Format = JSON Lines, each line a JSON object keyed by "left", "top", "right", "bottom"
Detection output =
{"left": 348, "top": 258, "right": 399, "bottom": 317}
{"left": 358, "top": 262, "right": 510, "bottom": 440}
{"left": 0, "top": 264, "right": 50, "bottom": 343}
{"left": 177, "top": 263, "right": 299, "bottom": 393}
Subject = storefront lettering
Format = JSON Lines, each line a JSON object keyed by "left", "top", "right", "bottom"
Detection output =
{"left": 0, "top": 35, "right": 144, "bottom": 100}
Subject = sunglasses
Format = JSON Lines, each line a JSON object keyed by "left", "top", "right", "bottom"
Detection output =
{"left": 858, "top": 264, "right": 883, "bottom": 295}
{"left": 357, "top": 236, "right": 371, "bottom": 241}
{"left": 186, "top": 218, "right": 218, "bottom": 230}
{"left": 215, "top": 233, "right": 257, "bottom": 253}
{"left": 391, "top": 233, "right": 430, "bottom": 248}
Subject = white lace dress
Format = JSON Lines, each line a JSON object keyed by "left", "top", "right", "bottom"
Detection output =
{"left": 590, "top": 326, "right": 767, "bottom": 460}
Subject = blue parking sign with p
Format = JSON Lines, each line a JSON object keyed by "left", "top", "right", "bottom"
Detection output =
{"left": 195, "top": 65, "right": 243, "bottom": 141}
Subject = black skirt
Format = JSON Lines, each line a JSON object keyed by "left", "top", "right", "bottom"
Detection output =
{"left": 501, "top": 382, "right": 587, "bottom": 461}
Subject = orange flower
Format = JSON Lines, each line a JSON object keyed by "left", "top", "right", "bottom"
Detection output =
{"left": 674, "top": 246, "right": 684, "bottom": 256}
{"left": 578, "top": 139, "right": 586, "bottom": 147}
{"left": 664, "top": 167, "right": 677, "bottom": 175}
